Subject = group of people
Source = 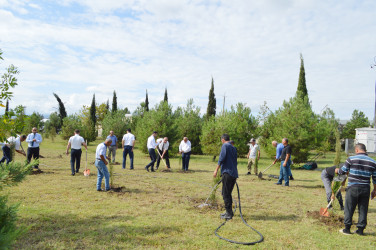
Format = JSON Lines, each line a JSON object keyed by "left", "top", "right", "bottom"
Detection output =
{"left": 2, "top": 128, "right": 376, "bottom": 236}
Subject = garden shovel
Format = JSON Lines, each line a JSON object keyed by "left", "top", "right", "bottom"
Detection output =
{"left": 320, "top": 174, "right": 347, "bottom": 217}
{"left": 156, "top": 148, "right": 168, "bottom": 168}
{"left": 258, "top": 163, "right": 274, "bottom": 179}
{"left": 83, "top": 141, "right": 90, "bottom": 176}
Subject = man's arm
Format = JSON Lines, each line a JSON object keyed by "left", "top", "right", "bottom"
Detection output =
{"left": 100, "top": 154, "right": 108, "bottom": 165}
{"left": 122, "top": 139, "right": 125, "bottom": 151}
{"left": 25, "top": 135, "right": 32, "bottom": 143}
{"left": 213, "top": 164, "right": 221, "bottom": 177}
{"left": 214, "top": 145, "right": 226, "bottom": 177}
{"left": 82, "top": 142, "right": 88, "bottom": 150}
{"left": 283, "top": 153, "right": 290, "bottom": 167}
{"left": 66, "top": 142, "right": 71, "bottom": 155}
{"left": 257, "top": 148, "right": 261, "bottom": 160}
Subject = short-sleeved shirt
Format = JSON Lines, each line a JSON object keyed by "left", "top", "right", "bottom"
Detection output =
{"left": 122, "top": 133, "right": 135, "bottom": 146}
{"left": 96, "top": 143, "right": 107, "bottom": 160}
{"left": 280, "top": 145, "right": 292, "bottom": 161}
{"left": 276, "top": 143, "right": 284, "bottom": 159}
{"left": 106, "top": 135, "right": 117, "bottom": 146}
{"left": 5, "top": 136, "right": 21, "bottom": 150}
{"left": 69, "top": 134, "right": 85, "bottom": 150}
{"left": 248, "top": 144, "right": 260, "bottom": 159}
{"left": 157, "top": 138, "right": 169, "bottom": 151}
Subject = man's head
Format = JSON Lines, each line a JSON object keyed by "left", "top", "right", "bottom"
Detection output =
{"left": 127, "top": 128, "right": 131, "bottom": 133}
{"left": 104, "top": 139, "right": 112, "bottom": 146}
{"left": 183, "top": 137, "right": 188, "bottom": 142}
{"left": 32, "top": 127, "right": 37, "bottom": 134}
{"left": 355, "top": 143, "right": 366, "bottom": 153}
{"left": 163, "top": 137, "right": 168, "bottom": 143}
{"left": 249, "top": 138, "right": 256, "bottom": 145}
{"left": 221, "top": 134, "right": 230, "bottom": 143}
{"left": 272, "top": 141, "right": 278, "bottom": 147}
{"left": 282, "top": 138, "right": 288, "bottom": 146}
{"left": 153, "top": 131, "right": 158, "bottom": 137}
{"left": 74, "top": 129, "right": 80, "bottom": 134}
{"left": 110, "top": 130, "right": 114, "bottom": 136}
{"left": 20, "top": 135, "right": 27, "bottom": 142}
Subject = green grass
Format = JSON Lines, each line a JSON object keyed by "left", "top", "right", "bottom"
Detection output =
{"left": 4, "top": 137, "right": 376, "bottom": 249}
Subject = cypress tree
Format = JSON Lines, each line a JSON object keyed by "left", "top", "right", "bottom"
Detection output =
{"left": 5, "top": 100, "right": 9, "bottom": 116}
{"left": 53, "top": 93, "right": 67, "bottom": 126}
{"left": 106, "top": 99, "right": 110, "bottom": 113}
{"left": 145, "top": 90, "right": 149, "bottom": 112}
{"left": 90, "top": 94, "right": 97, "bottom": 125}
{"left": 164, "top": 88, "right": 168, "bottom": 103}
{"left": 112, "top": 91, "right": 117, "bottom": 113}
{"left": 206, "top": 77, "right": 216, "bottom": 118}
{"left": 296, "top": 54, "right": 308, "bottom": 100}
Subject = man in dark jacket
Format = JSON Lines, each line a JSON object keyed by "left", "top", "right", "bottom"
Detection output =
{"left": 213, "top": 134, "right": 238, "bottom": 220}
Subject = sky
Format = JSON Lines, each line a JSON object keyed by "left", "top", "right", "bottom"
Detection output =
{"left": 0, "top": 0, "right": 375, "bottom": 120}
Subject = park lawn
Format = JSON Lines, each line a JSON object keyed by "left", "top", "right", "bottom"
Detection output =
{"left": 3, "top": 137, "right": 376, "bottom": 249}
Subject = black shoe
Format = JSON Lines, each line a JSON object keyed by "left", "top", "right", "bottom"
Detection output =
{"left": 339, "top": 228, "right": 352, "bottom": 235}
{"left": 155, "top": 166, "right": 159, "bottom": 170}
{"left": 151, "top": 169, "right": 155, "bottom": 172}
{"left": 220, "top": 212, "right": 233, "bottom": 220}
{"left": 130, "top": 168, "right": 134, "bottom": 170}
{"left": 71, "top": 173, "right": 75, "bottom": 176}
{"left": 289, "top": 176, "right": 294, "bottom": 180}
{"left": 247, "top": 172, "right": 251, "bottom": 175}
{"left": 145, "top": 166, "right": 149, "bottom": 172}
{"left": 76, "top": 169, "right": 79, "bottom": 173}
{"left": 97, "top": 189, "right": 104, "bottom": 192}
{"left": 355, "top": 228, "right": 364, "bottom": 236}
{"left": 274, "top": 183, "right": 282, "bottom": 185}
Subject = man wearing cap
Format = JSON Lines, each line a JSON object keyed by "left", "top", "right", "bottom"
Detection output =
{"left": 156, "top": 137, "right": 170, "bottom": 170}
{"left": 95, "top": 139, "right": 112, "bottom": 191}
{"left": 66, "top": 129, "right": 87, "bottom": 176}
{"left": 26, "top": 127, "right": 43, "bottom": 169}
{"left": 179, "top": 137, "right": 191, "bottom": 171}
{"left": 145, "top": 131, "right": 159, "bottom": 172}
{"left": 106, "top": 130, "right": 117, "bottom": 163}
{"left": 272, "top": 140, "right": 294, "bottom": 180}
{"left": 247, "top": 138, "right": 260, "bottom": 175}
{"left": 122, "top": 128, "right": 135, "bottom": 170}
{"left": 0, "top": 135, "right": 27, "bottom": 164}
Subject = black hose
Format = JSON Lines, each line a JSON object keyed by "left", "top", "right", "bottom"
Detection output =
{"left": 213, "top": 181, "right": 264, "bottom": 245}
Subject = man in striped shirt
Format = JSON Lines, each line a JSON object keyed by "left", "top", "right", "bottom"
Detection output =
{"left": 338, "top": 143, "right": 376, "bottom": 236}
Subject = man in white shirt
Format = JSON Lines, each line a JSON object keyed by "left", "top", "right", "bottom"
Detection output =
{"left": 0, "top": 135, "right": 27, "bottom": 164}
{"left": 145, "top": 131, "right": 159, "bottom": 172}
{"left": 66, "top": 129, "right": 88, "bottom": 176}
{"left": 95, "top": 139, "right": 112, "bottom": 191}
{"left": 122, "top": 128, "right": 135, "bottom": 170}
{"left": 179, "top": 137, "right": 191, "bottom": 171}
{"left": 247, "top": 138, "right": 260, "bottom": 175}
{"left": 26, "top": 127, "right": 43, "bottom": 169}
{"left": 156, "top": 137, "right": 170, "bottom": 170}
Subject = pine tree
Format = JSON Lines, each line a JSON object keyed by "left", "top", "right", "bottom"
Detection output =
{"left": 164, "top": 88, "right": 168, "bottom": 103}
{"left": 106, "top": 99, "right": 110, "bottom": 113}
{"left": 90, "top": 94, "right": 96, "bottom": 126}
{"left": 112, "top": 91, "right": 117, "bottom": 113}
{"left": 145, "top": 90, "right": 149, "bottom": 112}
{"left": 296, "top": 54, "right": 308, "bottom": 100}
{"left": 53, "top": 93, "right": 67, "bottom": 126}
{"left": 206, "top": 77, "right": 216, "bottom": 118}
{"left": 5, "top": 100, "right": 9, "bottom": 116}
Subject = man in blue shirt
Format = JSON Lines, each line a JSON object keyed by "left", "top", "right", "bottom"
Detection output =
{"left": 338, "top": 143, "right": 376, "bottom": 236}
{"left": 213, "top": 134, "right": 238, "bottom": 220}
{"left": 272, "top": 140, "right": 294, "bottom": 180}
{"left": 106, "top": 131, "right": 117, "bottom": 163}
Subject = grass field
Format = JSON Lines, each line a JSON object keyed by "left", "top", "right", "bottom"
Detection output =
{"left": 4, "top": 137, "right": 376, "bottom": 249}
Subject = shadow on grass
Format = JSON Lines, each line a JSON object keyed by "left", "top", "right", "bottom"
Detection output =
{"left": 15, "top": 213, "right": 182, "bottom": 248}
{"left": 248, "top": 214, "right": 299, "bottom": 221}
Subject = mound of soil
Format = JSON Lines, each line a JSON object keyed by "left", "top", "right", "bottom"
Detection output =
{"left": 108, "top": 185, "right": 126, "bottom": 193}
{"left": 306, "top": 211, "right": 352, "bottom": 229}
{"left": 160, "top": 169, "right": 172, "bottom": 173}
{"left": 31, "top": 169, "right": 44, "bottom": 175}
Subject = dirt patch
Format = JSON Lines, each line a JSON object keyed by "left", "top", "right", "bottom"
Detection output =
{"left": 160, "top": 169, "right": 172, "bottom": 173}
{"left": 177, "top": 170, "right": 195, "bottom": 174}
{"left": 306, "top": 211, "right": 352, "bottom": 229}
{"left": 30, "top": 169, "right": 55, "bottom": 175}
{"left": 189, "top": 197, "right": 224, "bottom": 211}
{"left": 112, "top": 162, "right": 121, "bottom": 165}
{"left": 109, "top": 185, "right": 127, "bottom": 193}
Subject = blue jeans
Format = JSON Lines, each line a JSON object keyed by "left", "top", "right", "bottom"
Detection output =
{"left": 277, "top": 160, "right": 291, "bottom": 186}
{"left": 122, "top": 146, "right": 134, "bottom": 169}
{"left": 95, "top": 159, "right": 110, "bottom": 191}
{"left": 0, "top": 146, "right": 11, "bottom": 164}
{"left": 182, "top": 152, "right": 191, "bottom": 170}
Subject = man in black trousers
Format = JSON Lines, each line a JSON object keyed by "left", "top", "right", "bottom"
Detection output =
{"left": 213, "top": 134, "right": 238, "bottom": 220}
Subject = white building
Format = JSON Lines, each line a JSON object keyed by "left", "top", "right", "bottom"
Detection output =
{"left": 355, "top": 127, "right": 376, "bottom": 153}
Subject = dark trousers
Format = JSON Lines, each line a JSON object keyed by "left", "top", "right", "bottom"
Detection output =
{"left": 344, "top": 185, "right": 370, "bottom": 229}
{"left": 27, "top": 147, "right": 39, "bottom": 168}
{"left": 146, "top": 148, "right": 157, "bottom": 170}
{"left": 182, "top": 151, "right": 191, "bottom": 170}
{"left": 222, "top": 173, "right": 237, "bottom": 215}
{"left": 123, "top": 145, "right": 134, "bottom": 169}
{"left": 156, "top": 149, "right": 170, "bottom": 168}
{"left": 0, "top": 146, "right": 12, "bottom": 164}
{"left": 70, "top": 149, "right": 82, "bottom": 174}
